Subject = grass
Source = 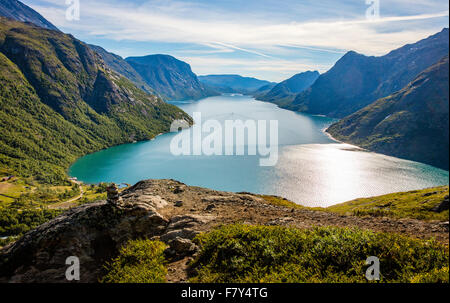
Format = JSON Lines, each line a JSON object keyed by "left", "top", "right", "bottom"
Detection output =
{"left": 1, "top": 18, "right": 190, "bottom": 184}
{"left": 101, "top": 239, "right": 168, "bottom": 283}
{"left": 189, "top": 224, "right": 449, "bottom": 283}
{"left": 259, "top": 187, "right": 449, "bottom": 222}
{"left": 0, "top": 176, "right": 110, "bottom": 246}
{"left": 0, "top": 207, "right": 62, "bottom": 246}
{"left": 0, "top": 182, "right": 24, "bottom": 204}
{"left": 325, "top": 186, "right": 449, "bottom": 221}
{"left": 258, "top": 195, "right": 305, "bottom": 209}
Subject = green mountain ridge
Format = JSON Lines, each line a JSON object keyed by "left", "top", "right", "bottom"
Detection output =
{"left": 284, "top": 29, "right": 449, "bottom": 118}
{"left": 327, "top": 55, "right": 449, "bottom": 170}
{"left": 88, "top": 44, "right": 154, "bottom": 95}
{"left": 256, "top": 71, "right": 319, "bottom": 105}
{"left": 198, "top": 74, "right": 275, "bottom": 94}
{"left": 0, "top": 17, "right": 191, "bottom": 183}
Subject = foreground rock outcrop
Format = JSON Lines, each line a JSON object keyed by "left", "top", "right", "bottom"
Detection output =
{"left": 1, "top": 179, "right": 448, "bottom": 283}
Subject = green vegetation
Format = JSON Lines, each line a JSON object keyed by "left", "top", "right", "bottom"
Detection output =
{"left": 259, "top": 187, "right": 449, "bottom": 222}
{"left": 326, "top": 186, "right": 449, "bottom": 221}
{"left": 327, "top": 56, "right": 449, "bottom": 170}
{"left": 1, "top": 177, "right": 80, "bottom": 208}
{"left": 190, "top": 224, "right": 449, "bottom": 283}
{"left": 0, "top": 17, "right": 190, "bottom": 184}
{"left": 0, "top": 208, "right": 61, "bottom": 239}
{"left": 410, "top": 267, "right": 449, "bottom": 283}
{"left": 259, "top": 195, "right": 305, "bottom": 209}
{"left": 0, "top": 175, "right": 110, "bottom": 247}
{"left": 101, "top": 239, "right": 168, "bottom": 283}
{"left": 12, "top": 184, "right": 80, "bottom": 206}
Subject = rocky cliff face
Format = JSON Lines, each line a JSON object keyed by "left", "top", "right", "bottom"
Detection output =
{"left": 0, "top": 180, "right": 204, "bottom": 282}
{"left": 126, "top": 55, "right": 217, "bottom": 101}
{"left": 257, "top": 71, "right": 319, "bottom": 105}
{"left": 1, "top": 179, "right": 448, "bottom": 283}
{"left": 89, "top": 44, "right": 154, "bottom": 95}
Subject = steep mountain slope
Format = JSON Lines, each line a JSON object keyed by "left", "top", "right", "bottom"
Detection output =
{"left": 327, "top": 56, "right": 449, "bottom": 170}
{"left": 198, "top": 74, "right": 275, "bottom": 94}
{"left": 288, "top": 29, "right": 449, "bottom": 118}
{"left": 0, "top": 0, "right": 58, "bottom": 31}
{"left": 0, "top": 17, "right": 190, "bottom": 183}
{"left": 126, "top": 55, "right": 217, "bottom": 101}
{"left": 257, "top": 71, "right": 319, "bottom": 105}
{"left": 88, "top": 44, "right": 154, "bottom": 94}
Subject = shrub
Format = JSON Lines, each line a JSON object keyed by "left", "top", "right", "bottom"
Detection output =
{"left": 190, "top": 224, "right": 449, "bottom": 283}
{"left": 411, "top": 267, "right": 449, "bottom": 283}
{"left": 101, "top": 239, "right": 168, "bottom": 283}
{"left": 0, "top": 208, "right": 62, "bottom": 237}
{"left": 326, "top": 187, "right": 449, "bottom": 221}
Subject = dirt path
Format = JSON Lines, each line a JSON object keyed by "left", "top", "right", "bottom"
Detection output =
{"left": 48, "top": 182, "right": 84, "bottom": 210}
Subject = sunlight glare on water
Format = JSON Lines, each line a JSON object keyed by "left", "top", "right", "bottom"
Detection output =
{"left": 70, "top": 95, "right": 449, "bottom": 207}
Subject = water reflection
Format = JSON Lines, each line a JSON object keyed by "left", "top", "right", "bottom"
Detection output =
{"left": 70, "top": 95, "right": 449, "bottom": 207}
{"left": 273, "top": 144, "right": 448, "bottom": 207}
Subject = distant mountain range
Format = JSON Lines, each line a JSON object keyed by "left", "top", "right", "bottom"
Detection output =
{"left": 327, "top": 56, "right": 449, "bottom": 170}
{"left": 91, "top": 47, "right": 216, "bottom": 101}
{"left": 126, "top": 55, "right": 217, "bottom": 101}
{"left": 0, "top": 0, "right": 59, "bottom": 31}
{"left": 198, "top": 74, "right": 276, "bottom": 94}
{"left": 256, "top": 71, "right": 320, "bottom": 105}
{"left": 277, "top": 29, "right": 449, "bottom": 118}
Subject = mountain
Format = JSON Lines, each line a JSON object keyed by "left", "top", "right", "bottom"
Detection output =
{"left": 286, "top": 28, "right": 449, "bottom": 118}
{"left": 253, "top": 83, "right": 277, "bottom": 97}
{"left": 257, "top": 71, "right": 319, "bottom": 106}
{"left": 327, "top": 56, "right": 449, "bottom": 170}
{"left": 0, "top": 17, "right": 190, "bottom": 183}
{"left": 0, "top": 0, "right": 58, "bottom": 31}
{"left": 198, "top": 74, "right": 276, "bottom": 94}
{"left": 125, "top": 55, "right": 217, "bottom": 101}
{"left": 88, "top": 45, "right": 154, "bottom": 94}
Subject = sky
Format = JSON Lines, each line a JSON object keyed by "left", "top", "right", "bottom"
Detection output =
{"left": 22, "top": 0, "right": 449, "bottom": 82}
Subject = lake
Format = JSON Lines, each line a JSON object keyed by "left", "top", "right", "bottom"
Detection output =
{"left": 69, "top": 94, "right": 449, "bottom": 207}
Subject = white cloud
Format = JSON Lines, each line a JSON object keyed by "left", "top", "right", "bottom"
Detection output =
{"left": 23, "top": 0, "right": 449, "bottom": 80}
{"left": 28, "top": 0, "right": 449, "bottom": 55}
{"left": 179, "top": 56, "right": 330, "bottom": 81}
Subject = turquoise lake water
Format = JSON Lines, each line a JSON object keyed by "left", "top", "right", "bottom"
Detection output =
{"left": 69, "top": 94, "right": 449, "bottom": 207}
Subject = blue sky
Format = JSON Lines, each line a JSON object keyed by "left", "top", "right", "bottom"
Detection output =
{"left": 23, "top": 0, "right": 449, "bottom": 82}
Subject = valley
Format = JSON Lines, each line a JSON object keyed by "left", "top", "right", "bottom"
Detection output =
{"left": 0, "top": 0, "right": 449, "bottom": 285}
{"left": 69, "top": 94, "right": 449, "bottom": 207}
